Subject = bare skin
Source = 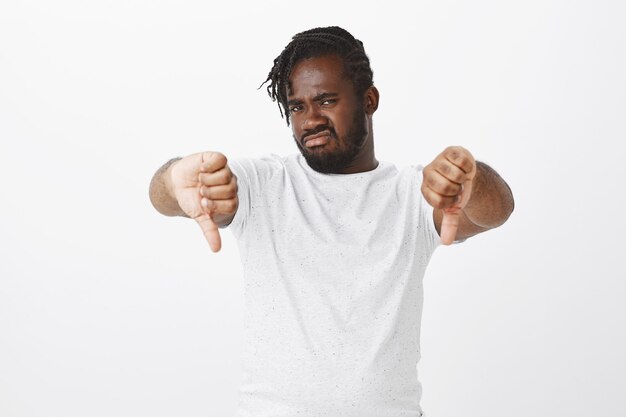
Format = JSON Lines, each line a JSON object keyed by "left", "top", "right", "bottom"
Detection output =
{"left": 286, "top": 54, "right": 379, "bottom": 174}
{"left": 149, "top": 54, "right": 514, "bottom": 250}
{"left": 149, "top": 151, "right": 238, "bottom": 252}
{"left": 421, "top": 146, "right": 514, "bottom": 244}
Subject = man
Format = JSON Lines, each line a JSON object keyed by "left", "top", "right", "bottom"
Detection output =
{"left": 149, "top": 26, "right": 513, "bottom": 417}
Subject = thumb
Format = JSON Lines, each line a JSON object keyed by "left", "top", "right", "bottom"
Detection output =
{"left": 441, "top": 207, "right": 461, "bottom": 245}
{"left": 440, "top": 178, "right": 473, "bottom": 245}
{"left": 195, "top": 214, "right": 222, "bottom": 252}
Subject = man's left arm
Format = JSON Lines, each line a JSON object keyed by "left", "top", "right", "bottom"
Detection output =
{"left": 421, "top": 146, "right": 515, "bottom": 244}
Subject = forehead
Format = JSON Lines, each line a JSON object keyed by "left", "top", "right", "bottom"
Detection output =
{"left": 287, "top": 54, "right": 352, "bottom": 97}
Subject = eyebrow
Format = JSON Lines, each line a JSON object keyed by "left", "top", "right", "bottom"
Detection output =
{"left": 287, "top": 92, "right": 339, "bottom": 107}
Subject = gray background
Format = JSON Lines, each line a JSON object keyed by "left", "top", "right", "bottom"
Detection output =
{"left": 1, "top": 0, "right": 624, "bottom": 416}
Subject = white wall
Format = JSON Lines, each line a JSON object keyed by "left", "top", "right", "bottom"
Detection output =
{"left": 1, "top": 1, "right": 624, "bottom": 416}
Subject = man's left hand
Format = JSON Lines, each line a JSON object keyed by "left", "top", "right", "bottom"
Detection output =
{"left": 421, "top": 146, "right": 477, "bottom": 245}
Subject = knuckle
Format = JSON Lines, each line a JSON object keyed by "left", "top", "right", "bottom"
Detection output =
{"left": 216, "top": 170, "right": 228, "bottom": 183}
{"left": 215, "top": 152, "right": 227, "bottom": 166}
{"left": 445, "top": 146, "right": 460, "bottom": 157}
{"left": 443, "top": 182, "right": 460, "bottom": 195}
{"left": 441, "top": 183, "right": 453, "bottom": 195}
{"left": 444, "top": 146, "right": 474, "bottom": 172}
{"left": 448, "top": 145, "right": 464, "bottom": 153}
{"left": 451, "top": 170, "right": 465, "bottom": 183}
{"left": 425, "top": 175, "right": 437, "bottom": 189}
{"left": 446, "top": 146, "right": 466, "bottom": 160}
{"left": 428, "top": 192, "right": 455, "bottom": 209}
{"left": 204, "top": 152, "right": 227, "bottom": 172}
{"left": 203, "top": 199, "right": 215, "bottom": 215}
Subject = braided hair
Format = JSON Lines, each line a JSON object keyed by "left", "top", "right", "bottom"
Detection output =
{"left": 262, "top": 26, "right": 374, "bottom": 126}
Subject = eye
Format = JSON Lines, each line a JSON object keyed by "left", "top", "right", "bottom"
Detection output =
{"left": 321, "top": 99, "right": 336, "bottom": 106}
{"left": 289, "top": 105, "right": 303, "bottom": 113}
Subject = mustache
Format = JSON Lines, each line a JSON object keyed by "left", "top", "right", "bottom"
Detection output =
{"left": 301, "top": 126, "right": 336, "bottom": 142}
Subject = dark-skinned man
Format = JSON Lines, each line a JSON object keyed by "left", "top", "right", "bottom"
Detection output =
{"left": 149, "top": 26, "right": 514, "bottom": 417}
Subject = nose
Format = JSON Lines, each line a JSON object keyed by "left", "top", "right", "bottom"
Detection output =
{"left": 301, "top": 106, "right": 328, "bottom": 132}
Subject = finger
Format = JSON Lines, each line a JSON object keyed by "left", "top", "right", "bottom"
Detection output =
{"left": 201, "top": 197, "right": 238, "bottom": 217}
{"left": 200, "top": 180, "right": 237, "bottom": 200}
{"left": 195, "top": 214, "right": 222, "bottom": 252}
{"left": 434, "top": 159, "right": 467, "bottom": 184}
{"left": 421, "top": 185, "right": 460, "bottom": 209}
{"left": 457, "top": 179, "right": 473, "bottom": 209}
{"left": 444, "top": 146, "right": 475, "bottom": 174}
{"left": 440, "top": 207, "right": 461, "bottom": 245}
{"left": 200, "top": 152, "right": 227, "bottom": 173}
{"left": 423, "top": 170, "right": 463, "bottom": 197}
{"left": 199, "top": 167, "right": 233, "bottom": 187}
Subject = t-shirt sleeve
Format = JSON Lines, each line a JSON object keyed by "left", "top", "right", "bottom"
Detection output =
{"left": 415, "top": 165, "right": 441, "bottom": 253}
{"left": 226, "top": 154, "right": 283, "bottom": 239}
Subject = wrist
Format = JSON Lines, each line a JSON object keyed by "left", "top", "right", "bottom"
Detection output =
{"left": 150, "top": 157, "right": 186, "bottom": 217}
{"left": 164, "top": 157, "right": 182, "bottom": 203}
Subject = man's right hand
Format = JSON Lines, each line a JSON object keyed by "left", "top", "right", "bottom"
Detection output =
{"left": 169, "top": 151, "right": 238, "bottom": 252}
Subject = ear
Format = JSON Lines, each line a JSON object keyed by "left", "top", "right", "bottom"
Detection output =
{"left": 364, "top": 86, "right": 380, "bottom": 115}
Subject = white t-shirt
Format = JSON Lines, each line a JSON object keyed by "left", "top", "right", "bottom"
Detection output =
{"left": 228, "top": 153, "right": 440, "bottom": 417}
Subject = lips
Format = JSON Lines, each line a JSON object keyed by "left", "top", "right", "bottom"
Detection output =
{"left": 303, "top": 130, "right": 333, "bottom": 148}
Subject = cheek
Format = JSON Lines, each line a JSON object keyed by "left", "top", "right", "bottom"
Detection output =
{"left": 333, "top": 111, "right": 353, "bottom": 136}
{"left": 291, "top": 124, "right": 302, "bottom": 142}
{"left": 290, "top": 120, "right": 302, "bottom": 139}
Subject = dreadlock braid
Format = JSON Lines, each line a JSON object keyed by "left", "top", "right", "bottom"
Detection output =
{"left": 261, "top": 26, "right": 374, "bottom": 126}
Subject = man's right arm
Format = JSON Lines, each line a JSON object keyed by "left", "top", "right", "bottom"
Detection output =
{"left": 149, "top": 157, "right": 186, "bottom": 217}
{"left": 148, "top": 152, "right": 239, "bottom": 252}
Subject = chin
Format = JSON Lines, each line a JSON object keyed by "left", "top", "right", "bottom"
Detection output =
{"left": 293, "top": 133, "right": 363, "bottom": 174}
{"left": 302, "top": 149, "right": 355, "bottom": 174}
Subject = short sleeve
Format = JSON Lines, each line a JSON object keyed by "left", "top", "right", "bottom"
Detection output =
{"left": 226, "top": 154, "right": 284, "bottom": 238}
{"left": 415, "top": 165, "right": 441, "bottom": 252}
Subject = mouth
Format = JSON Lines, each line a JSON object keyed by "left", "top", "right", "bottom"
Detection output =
{"left": 303, "top": 130, "right": 333, "bottom": 148}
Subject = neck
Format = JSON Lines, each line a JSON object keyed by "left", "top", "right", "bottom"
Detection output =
{"left": 337, "top": 131, "right": 377, "bottom": 174}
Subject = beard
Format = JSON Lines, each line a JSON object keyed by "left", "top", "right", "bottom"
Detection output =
{"left": 293, "top": 107, "right": 368, "bottom": 174}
